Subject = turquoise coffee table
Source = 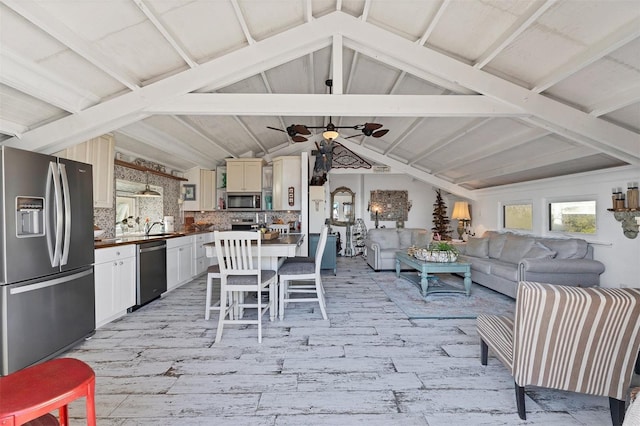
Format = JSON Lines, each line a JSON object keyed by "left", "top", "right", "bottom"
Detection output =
{"left": 395, "top": 251, "right": 472, "bottom": 297}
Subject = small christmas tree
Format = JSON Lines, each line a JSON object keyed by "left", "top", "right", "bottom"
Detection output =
{"left": 431, "top": 189, "right": 452, "bottom": 241}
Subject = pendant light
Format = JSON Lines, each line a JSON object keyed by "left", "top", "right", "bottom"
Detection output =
{"left": 137, "top": 171, "right": 161, "bottom": 197}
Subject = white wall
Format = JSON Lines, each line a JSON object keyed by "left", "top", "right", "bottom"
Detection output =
{"left": 471, "top": 166, "right": 640, "bottom": 288}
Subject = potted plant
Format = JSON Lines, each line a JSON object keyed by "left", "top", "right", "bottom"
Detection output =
{"left": 414, "top": 235, "right": 459, "bottom": 262}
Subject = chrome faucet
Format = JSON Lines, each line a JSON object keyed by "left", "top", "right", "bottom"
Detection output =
{"left": 144, "top": 221, "right": 164, "bottom": 236}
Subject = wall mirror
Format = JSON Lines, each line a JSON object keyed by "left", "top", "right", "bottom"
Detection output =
{"left": 115, "top": 179, "right": 163, "bottom": 233}
{"left": 331, "top": 186, "right": 355, "bottom": 226}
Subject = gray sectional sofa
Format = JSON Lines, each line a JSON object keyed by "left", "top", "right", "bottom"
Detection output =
{"left": 458, "top": 231, "right": 605, "bottom": 298}
{"left": 364, "top": 228, "right": 430, "bottom": 271}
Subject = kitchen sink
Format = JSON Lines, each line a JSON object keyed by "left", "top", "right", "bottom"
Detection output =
{"left": 146, "top": 232, "right": 185, "bottom": 238}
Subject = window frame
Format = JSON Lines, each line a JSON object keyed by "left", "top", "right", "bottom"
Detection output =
{"left": 501, "top": 202, "right": 533, "bottom": 231}
{"left": 547, "top": 199, "right": 597, "bottom": 235}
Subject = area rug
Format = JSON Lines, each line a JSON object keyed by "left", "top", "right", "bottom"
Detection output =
{"left": 370, "top": 271, "right": 515, "bottom": 319}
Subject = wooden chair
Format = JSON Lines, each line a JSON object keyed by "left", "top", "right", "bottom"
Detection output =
{"left": 213, "top": 231, "right": 277, "bottom": 343}
{"left": 0, "top": 358, "right": 96, "bottom": 426}
{"left": 268, "top": 224, "right": 290, "bottom": 234}
{"left": 204, "top": 264, "right": 221, "bottom": 320}
{"left": 278, "top": 224, "right": 329, "bottom": 320}
{"left": 477, "top": 281, "right": 640, "bottom": 426}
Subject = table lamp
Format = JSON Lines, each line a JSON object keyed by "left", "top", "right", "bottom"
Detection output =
{"left": 451, "top": 201, "right": 471, "bottom": 240}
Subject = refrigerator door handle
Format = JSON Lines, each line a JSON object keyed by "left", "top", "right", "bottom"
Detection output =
{"left": 59, "top": 163, "right": 71, "bottom": 266}
{"left": 9, "top": 268, "right": 93, "bottom": 295}
{"left": 47, "top": 161, "right": 63, "bottom": 267}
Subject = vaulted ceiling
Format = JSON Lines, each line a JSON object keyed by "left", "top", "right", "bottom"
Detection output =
{"left": 1, "top": 0, "right": 639, "bottom": 199}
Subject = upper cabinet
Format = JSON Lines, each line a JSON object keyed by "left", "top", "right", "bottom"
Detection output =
{"left": 182, "top": 168, "right": 216, "bottom": 211}
{"left": 226, "top": 159, "right": 264, "bottom": 192}
{"left": 55, "top": 134, "right": 114, "bottom": 208}
{"left": 272, "top": 156, "right": 301, "bottom": 210}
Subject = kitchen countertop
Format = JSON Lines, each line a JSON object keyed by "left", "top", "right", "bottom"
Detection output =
{"left": 94, "top": 230, "right": 219, "bottom": 249}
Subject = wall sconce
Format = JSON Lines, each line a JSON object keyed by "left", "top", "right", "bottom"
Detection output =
{"left": 451, "top": 201, "right": 471, "bottom": 240}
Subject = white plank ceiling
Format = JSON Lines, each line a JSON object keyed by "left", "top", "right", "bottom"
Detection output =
{"left": 1, "top": 0, "right": 639, "bottom": 196}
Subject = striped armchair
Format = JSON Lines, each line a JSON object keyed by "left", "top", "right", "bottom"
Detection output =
{"left": 477, "top": 281, "right": 640, "bottom": 426}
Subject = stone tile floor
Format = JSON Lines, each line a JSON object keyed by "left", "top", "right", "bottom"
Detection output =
{"left": 63, "top": 256, "right": 632, "bottom": 425}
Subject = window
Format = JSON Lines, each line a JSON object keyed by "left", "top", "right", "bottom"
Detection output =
{"left": 503, "top": 203, "right": 533, "bottom": 230}
{"left": 549, "top": 200, "right": 596, "bottom": 234}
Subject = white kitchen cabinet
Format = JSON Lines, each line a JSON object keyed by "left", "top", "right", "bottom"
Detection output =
{"left": 94, "top": 245, "right": 136, "bottom": 328}
{"left": 182, "top": 168, "right": 216, "bottom": 211}
{"left": 194, "top": 232, "right": 215, "bottom": 275}
{"left": 200, "top": 170, "right": 216, "bottom": 210}
{"left": 166, "top": 235, "right": 195, "bottom": 291}
{"left": 272, "top": 156, "right": 301, "bottom": 210}
{"left": 55, "top": 134, "right": 115, "bottom": 208}
{"left": 226, "top": 159, "right": 263, "bottom": 192}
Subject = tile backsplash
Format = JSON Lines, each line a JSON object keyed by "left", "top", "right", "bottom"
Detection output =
{"left": 94, "top": 164, "right": 181, "bottom": 239}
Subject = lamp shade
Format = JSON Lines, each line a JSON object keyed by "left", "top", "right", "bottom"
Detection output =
{"left": 323, "top": 130, "right": 339, "bottom": 141}
{"left": 451, "top": 201, "right": 471, "bottom": 220}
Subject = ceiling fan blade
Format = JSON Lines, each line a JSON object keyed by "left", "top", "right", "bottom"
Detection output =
{"left": 292, "top": 135, "right": 308, "bottom": 142}
{"left": 293, "top": 124, "right": 311, "bottom": 135}
{"left": 364, "top": 123, "right": 383, "bottom": 131}
{"left": 372, "top": 129, "right": 389, "bottom": 138}
{"left": 267, "top": 126, "right": 286, "bottom": 133}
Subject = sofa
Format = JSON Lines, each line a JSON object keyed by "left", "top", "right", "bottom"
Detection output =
{"left": 458, "top": 231, "right": 605, "bottom": 298}
{"left": 364, "top": 228, "right": 430, "bottom": 271}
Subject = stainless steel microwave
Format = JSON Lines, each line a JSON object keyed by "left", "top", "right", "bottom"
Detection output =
{"left": 226, "top": 193, "right": 261, "bottom": 210}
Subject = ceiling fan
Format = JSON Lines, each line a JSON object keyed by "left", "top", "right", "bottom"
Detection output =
{"left": 267, "top": 79, "right": 389, "bottom": 142}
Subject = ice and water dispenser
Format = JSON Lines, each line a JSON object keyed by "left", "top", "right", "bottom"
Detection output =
{"left": 16, "top": 197, "right": 45, "bottom": 237}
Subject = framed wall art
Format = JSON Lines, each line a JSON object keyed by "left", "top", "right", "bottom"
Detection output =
{"left": 183, "top": 184, "right": 196, "bottom": 201}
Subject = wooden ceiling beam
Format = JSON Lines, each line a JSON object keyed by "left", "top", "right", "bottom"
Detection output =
{"left": 1, "top": 12, "right": 336, "bottom": 152}
{"left": 337, "top": 12, "right": 639, "bottom": 163}
{"left": 455, "top": 146, "right": 596, "bottom": 184}
{"left": 532, "top": 16, "right": 640, "bottom": 93}
{"left": 147, "top": 94, "right": 524, "bottom": 116}
{"left": 474, "top": 0, "right": 556, "bottom": 69}
{"left": 118, "top": 121, "right": 218, "bottom": 168}
{"left": 1, "top": 49, "right": 99, "bottom": 113}
{"left": 431, "top": 126, "right": 551, "bottom": 174}
{"left": 2, "top": 0, "right": 140, "bottom": 91}
{"left": 133, "top": 0, "right": 196, "bottom": 68}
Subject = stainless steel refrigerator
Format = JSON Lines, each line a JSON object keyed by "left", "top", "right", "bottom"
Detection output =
{"left": 0, "top": 146, "right": 95, "bottom": 375}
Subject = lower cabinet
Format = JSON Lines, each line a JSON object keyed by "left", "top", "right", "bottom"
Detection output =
{"left": 194, "top": 232, "right": 215, "bottom": 276}
{"left": 309, "top": 233, "right": 337, "bottom": 275}
{"left": 94, "top": 245, "right": 136, "bottom": 328}
{"left": 167, "top": 235, "right": 195, "bottom": 291}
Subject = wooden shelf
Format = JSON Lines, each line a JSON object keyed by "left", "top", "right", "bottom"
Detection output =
{"left": 115, "top": 159, "right": 187, "bottom": 181}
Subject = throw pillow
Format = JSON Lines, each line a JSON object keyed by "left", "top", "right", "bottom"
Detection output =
{"left": 498, "top": 235, "right": 535, "bottom": 264}
{"left": 465, "top": 237, "right": 489, "bottom": 258}
{"left": 487, "top": 232, "right": 508, "bottom": 259}
{"left": 523, "top": 242, "right": 557, "bottom": 259}
{"left": 540, "top": 238, "right": 588, "bottom": 259}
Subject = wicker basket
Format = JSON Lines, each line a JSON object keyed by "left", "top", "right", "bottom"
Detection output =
{"left": 414, "top": 248, "right": 458, "bottom": 263}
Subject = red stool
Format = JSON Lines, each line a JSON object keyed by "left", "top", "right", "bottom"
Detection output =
{"left": 0, "top": 358, "right": 96, "bottom": 426}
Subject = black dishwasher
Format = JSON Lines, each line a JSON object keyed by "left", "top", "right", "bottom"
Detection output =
{"left": 134, "top": 240, "right": 167, "bottom": 309}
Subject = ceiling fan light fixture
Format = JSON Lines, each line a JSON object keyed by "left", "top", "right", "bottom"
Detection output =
{"left": 323, "top": 130, "right": 339, "bottom": 141}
